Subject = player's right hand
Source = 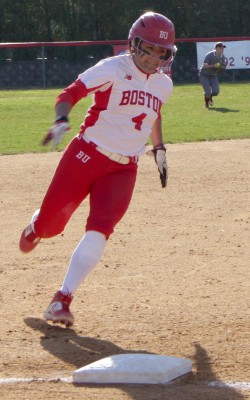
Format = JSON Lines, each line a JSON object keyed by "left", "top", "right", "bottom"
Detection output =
{"left": 41, "top": 122, "right": 70, "bottom": 147}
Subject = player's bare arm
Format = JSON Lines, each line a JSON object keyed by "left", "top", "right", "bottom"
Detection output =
{"left": 150, "top": 118, "right": 165, "bottom": 147}
{"left": 148, "top": 118, "right": 168, "bottom": 188}
{"left": 55, "top": 101, "right": 72, "bottom": 119}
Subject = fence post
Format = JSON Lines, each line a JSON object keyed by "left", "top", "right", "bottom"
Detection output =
{"left": 41, "top": 46, "right": 46, "bottom": 88}
{"left": 232, "top": 70, "right": 235, "bottom": 82}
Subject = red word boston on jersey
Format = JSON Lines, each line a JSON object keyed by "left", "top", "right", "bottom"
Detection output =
{"left": 119, "top": 90, "right": 163, "bottom": 114}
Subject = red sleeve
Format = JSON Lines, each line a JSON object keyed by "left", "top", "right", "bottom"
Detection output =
{"left": 55, "top": 79, "right": 88, "bottom": 107}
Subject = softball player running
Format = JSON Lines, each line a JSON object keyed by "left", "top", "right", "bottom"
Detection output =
{"left": 19, "top": 12, "right": 176, "bottom": 327}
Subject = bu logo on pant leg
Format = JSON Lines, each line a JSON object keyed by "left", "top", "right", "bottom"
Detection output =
{"left": 76, "top": 151, "right": 91, "bottom": 163}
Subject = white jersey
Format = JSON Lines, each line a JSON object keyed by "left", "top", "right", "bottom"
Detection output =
{"left": 78, "top": 54, "right": 173, "bottom": 156}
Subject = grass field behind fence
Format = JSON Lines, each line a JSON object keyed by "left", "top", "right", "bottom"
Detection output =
{"left": 0, "top": 82, "right": 249, "bottom": 155}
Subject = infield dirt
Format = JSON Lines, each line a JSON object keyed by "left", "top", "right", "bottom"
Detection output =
{"left": 1, "top": 139, "right": 249, "bottom": 399}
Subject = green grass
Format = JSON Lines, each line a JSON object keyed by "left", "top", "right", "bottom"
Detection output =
{"left": 0, "top": 89, "right": 86, "bottom": 155}
{"left": 164, "top": 82, "right": 250, "bottom": 143}
{"left": 0, "top": 82, "right": 249, "bottom": 155}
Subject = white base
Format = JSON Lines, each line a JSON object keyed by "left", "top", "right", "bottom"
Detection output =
{"left": 72, "top": 353, "right": 192, "bottom": 384}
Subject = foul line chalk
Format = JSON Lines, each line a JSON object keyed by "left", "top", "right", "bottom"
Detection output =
{"left": 0, "top": 377, "right": 249, "bottom": 390}
{"left": 0, "top": 377, "right": 72, "bottom": 384}
{"left": 208, "top": 381, "right": 250, "bottom": 390}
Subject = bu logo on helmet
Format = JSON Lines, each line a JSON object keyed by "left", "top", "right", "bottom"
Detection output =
{"left": 159, "top": 31, "right": 168, "bottom": 39}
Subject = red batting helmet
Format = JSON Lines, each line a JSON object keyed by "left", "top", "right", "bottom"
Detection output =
{"left": 128, "top": 12, "right": 175, "bottom": 55}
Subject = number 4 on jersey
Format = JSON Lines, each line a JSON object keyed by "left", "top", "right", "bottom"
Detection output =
{"left": 132, "top": 113, "right": 147, "bottom": 131}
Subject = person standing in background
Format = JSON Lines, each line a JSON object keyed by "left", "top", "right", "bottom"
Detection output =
{"left": 199, "top": 42, "right": 227, "bottom": 108}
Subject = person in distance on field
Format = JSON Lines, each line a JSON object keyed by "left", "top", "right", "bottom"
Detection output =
{"left": 19, "top": 12, "right": 176, "bottom": 327}
{"left": 198, "top": 42, "right": 227, "bottom": 108}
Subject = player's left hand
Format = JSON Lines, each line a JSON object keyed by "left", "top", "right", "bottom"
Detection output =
{"left": 147, "top": 145, "right": 168, "bottom": 188}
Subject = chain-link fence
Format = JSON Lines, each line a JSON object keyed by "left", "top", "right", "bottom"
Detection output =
{"left": 0, "top": 40, "right": 249, "bottom": 89}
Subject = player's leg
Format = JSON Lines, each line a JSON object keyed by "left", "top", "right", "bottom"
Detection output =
{"left": 62, "top": 163, "right": 138, "bottom": 293}
{"left": 44, "top": 230, "right": 106, "bottom": 326}
{"left": 210, "top": 76, "right": 220, "bottom": 105}
{"left": 86, "top": 162, "right": 138, "bottom": 237}
{"left": 199, "top": 74, "right": 212, "bottom": 108}
{"left": 19, "top": 136, "right": 94, "bottom": 253}
{"left": 44, "top": 162, "right": 137, "bottom": 326}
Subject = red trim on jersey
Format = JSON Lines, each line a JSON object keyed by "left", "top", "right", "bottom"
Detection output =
{"left": 80, "top": 84, "right": 113, "bottom": 132}
{"left": 55, "top": 78, "right": 110, "bottom": 107}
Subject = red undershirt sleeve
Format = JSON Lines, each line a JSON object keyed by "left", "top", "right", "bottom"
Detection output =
{"left": 55, "top": 78, "right": 112, "bottom": 108}
{"left": 55, "top": 79, "right": 89, "bottom": 107}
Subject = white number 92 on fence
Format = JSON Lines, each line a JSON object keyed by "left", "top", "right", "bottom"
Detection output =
{"left": 197, "top": 40, "right": 250, "bottom": 70}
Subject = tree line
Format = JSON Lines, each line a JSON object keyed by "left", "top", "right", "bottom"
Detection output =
{"left": 0, "top": 0, "right": 249, "bottom": 61}
{"left": 1, "top": 0, "right": 249, "bottom": 42}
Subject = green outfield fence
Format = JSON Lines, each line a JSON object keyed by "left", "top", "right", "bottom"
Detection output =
{"left": 0, "top": 37, "right": 249, "bottom": 88}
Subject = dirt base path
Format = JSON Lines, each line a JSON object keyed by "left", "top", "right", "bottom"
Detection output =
{"left": 1, "top": 140, "right": 249, "bottom": 399}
